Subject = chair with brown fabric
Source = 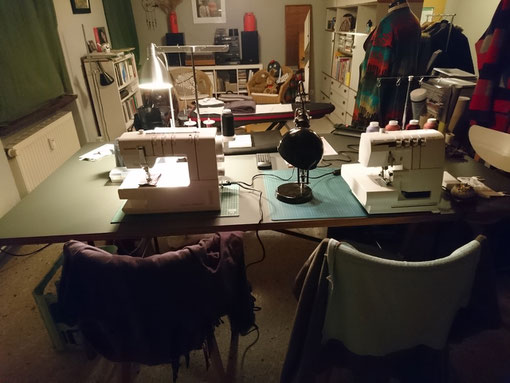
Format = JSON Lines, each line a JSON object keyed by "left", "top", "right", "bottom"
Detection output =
{"left": 58, "top": 233, "right": 255, "bottom": 383}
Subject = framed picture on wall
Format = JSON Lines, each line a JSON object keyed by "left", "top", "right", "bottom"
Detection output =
{"left": 70, "top": 0, "right": 91, "bottom": 14}
{"left": 421, "top": 7, "right": 435, "bottom": 24}
{"left": 191, "top": 0, "right": 226, "bottom": 24}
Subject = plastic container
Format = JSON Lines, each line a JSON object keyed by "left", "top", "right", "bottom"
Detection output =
{"left": 424, "top": 118, "right": 438, "bottom": 130}
{"left": 33, "top": 246, "right": 117, "bottom": 351}
{"left": 405, "top": 119, "right": 420, "bottom": 130}
{"left": 221, "top": 108, "right": 234, "bottom": 140}
{"left": 244, "top": 12, "right": 256, "bottom": 31}
{"left": 366, "top": 121, "right": 380, "bottom": 133}
{"left": 385, "top": 120, "right": 400, "bottom": 131}
{"left": 169, "top": 11, "right": 178, "bottom": 33}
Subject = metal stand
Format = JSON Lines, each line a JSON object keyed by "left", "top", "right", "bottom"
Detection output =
{"left": 154, "top": 45, "right": 229, "bottom": 128}
{"left": 276, "top": 169, "right": 313, "bottom": 204}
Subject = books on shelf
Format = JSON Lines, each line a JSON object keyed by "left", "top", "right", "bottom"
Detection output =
{"left": 114, "top": 56, "right": 137, "bottom": 87}
{"left": 332, "top": 51, "right": 351, "bottom": 83}
{"left": 121, "top": 94, "right": 139, "bottom": 124}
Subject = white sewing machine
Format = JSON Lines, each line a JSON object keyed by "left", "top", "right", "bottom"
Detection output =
{"left": 117, "top": 128, "right": 224, "bottom": 214}
{"left": 341, "top": 129, "right": 445, "bottom": 214}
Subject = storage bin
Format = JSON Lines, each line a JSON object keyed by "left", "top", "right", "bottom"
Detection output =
{"left": 32, "top": 245, "right": 117, "bottom": 351}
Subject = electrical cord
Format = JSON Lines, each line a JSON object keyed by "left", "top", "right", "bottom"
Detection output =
{"left": 241, "top": 323, "right": 260, "bottom": 369}
{"left": 234, "top": 168, "right": 296, "bottom": 189}
{"left": 0, "top": 243, "right": 52, "bottom": 257}
{"left": 309, "top": 169, "right": 341, "bottom": 179}
{"left": 233, "top": 182, "right": 266, "bottom": 270}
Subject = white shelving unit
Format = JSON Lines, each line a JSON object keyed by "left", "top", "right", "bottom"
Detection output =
{"left": 83, "top": 52, "right": 142, "bottom": 140}
{"left": 170, "top": 64, "right": 263, "bottom": 96}
{"left": 321, "top": 0, "right": 422, "bottom": 126}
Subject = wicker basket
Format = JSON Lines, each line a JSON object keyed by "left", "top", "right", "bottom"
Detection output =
{"left": 250, "top": 92, "right": 280, "bottom": 104}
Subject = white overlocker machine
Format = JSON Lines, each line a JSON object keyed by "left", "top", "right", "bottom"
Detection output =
{"left": 341, "top": 129, "right": 445, "bottom": 214}
{"left": 117, "top": 128, "right": 224, "bottom": 214}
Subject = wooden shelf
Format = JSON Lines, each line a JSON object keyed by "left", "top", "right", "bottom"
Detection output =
{"left": 83, "top": 53, "right": 142, "bottom": 140}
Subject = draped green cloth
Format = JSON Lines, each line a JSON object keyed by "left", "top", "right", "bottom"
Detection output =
{"left": 102, "top": 0, "right": 140, "bottom": 66}
{"left": 0, "top": 0, "right": 70, "bottom": 125}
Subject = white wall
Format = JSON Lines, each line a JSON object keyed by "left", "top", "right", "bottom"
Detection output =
{"left": 53, "top": 0, "right": 109, "bottom": 144}
{"left": 131, "top": 0, "right": 325, "bottom": 100}
{"left": 445, "top": 0, "right": 500, "bottom": 72}
{"left": 0, "top": 139, "right": 20, "bottom": 218}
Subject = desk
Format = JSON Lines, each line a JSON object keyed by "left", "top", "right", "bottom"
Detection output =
{"left": 1, "top": 136, "right": 509, "bottom": 246}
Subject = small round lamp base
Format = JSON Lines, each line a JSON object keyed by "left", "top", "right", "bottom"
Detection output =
{"left": 276, "top": 183, "right": 313, "bottom": 204}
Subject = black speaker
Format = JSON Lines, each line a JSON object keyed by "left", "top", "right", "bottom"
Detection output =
{"left": 165, "top": 33, "right": 185, "bottom": 66}
{"left": 241, "top": 31, "right": 259, "bottom": 64}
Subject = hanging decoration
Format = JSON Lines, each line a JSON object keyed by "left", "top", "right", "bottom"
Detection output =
{"left": 141, "top": 0, "right": 158, "bottom": 29}
{"left": 155, "top": 0, "right": 183, "bottom": 31}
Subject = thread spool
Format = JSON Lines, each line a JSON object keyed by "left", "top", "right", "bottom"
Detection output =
{"left": 221, "top": 109, "right": 234, "bottom": 140}
{"left": 385, "top": 120, "right": 400, "bottom": 131}
{"left": 366, "top": 121, "right": 380, "bottom": 133}
{"left": 424, "top": 118, "right": 438, "bottom": 130}
{"left": 410, "top": 88, "right": 427, "bottom": 120}
{"left": 405, "top": 119, "right": 420, "bottom": 130}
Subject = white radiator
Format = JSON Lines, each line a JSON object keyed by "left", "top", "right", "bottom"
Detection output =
{"left": 5, "top": 111, "right": 80, "bottom": 197}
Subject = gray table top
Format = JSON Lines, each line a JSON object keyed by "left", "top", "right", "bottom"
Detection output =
{"left": 1, "top": 135, "right": 509, "bottom": 245}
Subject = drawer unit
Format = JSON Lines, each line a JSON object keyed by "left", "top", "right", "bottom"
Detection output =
{"left": 330, "top": 89, "right": 348, "bottom": 110}
{"left": 321, "top": 73, "right": 332, "bottom": 96}
{"left": 320, "top": 92, "right": 331, "bottom": 103}
{"left": 327, "top": 110, "right": 345, "bottom": 125}
{"left": 330, "top": 81, "right": 349, "bottom": 99}
{"left": 329, "top": 97, "right": 348, "bottom": 125}
{"left": 347, "top": 89, "right": 357, "bottom": 116}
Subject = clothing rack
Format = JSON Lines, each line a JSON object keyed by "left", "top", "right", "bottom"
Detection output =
{"left": 425, "top": 13, "right": 456, "bottom": 53}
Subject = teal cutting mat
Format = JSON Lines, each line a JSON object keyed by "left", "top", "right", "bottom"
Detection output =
{"left": 111, "top": 184, "right": 239, "bottom": 223}
{"left": 263, "top": 168, "right": 367, "bottom": 221}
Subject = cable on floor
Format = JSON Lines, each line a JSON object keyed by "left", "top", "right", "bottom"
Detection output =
{"left": 240, "top": 323, "right": 260, "bottom": 370}
{"left": 234, "top": 182, "right": 266, "bottom": 270}
{"left": 0, "top": 243, "right": 52, "bottom": 257}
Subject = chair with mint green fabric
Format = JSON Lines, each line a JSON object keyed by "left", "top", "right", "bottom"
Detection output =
{"left": 325, "top": 236, "right": 483, "bottom": 382}
{"left": 281, "top": 235, "right": 485, "bottom": 383}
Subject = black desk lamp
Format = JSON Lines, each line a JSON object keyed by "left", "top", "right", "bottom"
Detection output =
{"left": 277, "top": 82, "right": 323, "bottom": 204}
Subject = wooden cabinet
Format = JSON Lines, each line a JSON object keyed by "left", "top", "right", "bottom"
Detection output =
{"left": 83, "top": 52, "right": 142, "bottom": 140}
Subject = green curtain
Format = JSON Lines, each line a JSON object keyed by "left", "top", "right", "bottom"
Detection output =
{"left": 102, "top": 0, "right": 140, "bottom": 65}
{"left": 0, "top": 0, "right": 70, "bottom": 125}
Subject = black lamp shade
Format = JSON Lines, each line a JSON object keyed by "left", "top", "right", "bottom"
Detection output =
{"left": 278, "top": 128, "right": 324, "bottom": 170}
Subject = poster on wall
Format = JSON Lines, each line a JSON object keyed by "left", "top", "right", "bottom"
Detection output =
{"left": 71, "top": 0, "right": 91, "bottom": 14}
{"left": 191, "top": 0, "right": 226, "bottom": 24}
{"left": 421, "top": 7, "right": 435, "bottom": 24}
{"left": 93, "top": 27, "right": 108, "bottom": 52}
